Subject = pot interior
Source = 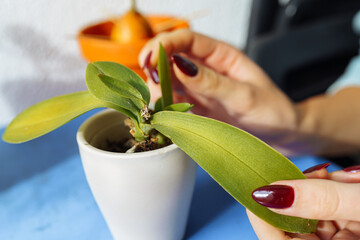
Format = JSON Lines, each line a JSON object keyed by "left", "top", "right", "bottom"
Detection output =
{"left": 82, "top": 110, "right": 133, "bottom": 151}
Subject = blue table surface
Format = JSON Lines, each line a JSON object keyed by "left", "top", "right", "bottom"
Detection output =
{"left": 0, "top": 109, "right": 341, "bottom": 240}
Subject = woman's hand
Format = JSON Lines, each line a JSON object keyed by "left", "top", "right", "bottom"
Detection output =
{"left": 247, "top": 164, "right": 360, "bottom": 240}
{"left": 139, "top": 29, "right": 360, "bottom": 156}
{"left": 139, "top": 29, "right": 303, "bottom": 156}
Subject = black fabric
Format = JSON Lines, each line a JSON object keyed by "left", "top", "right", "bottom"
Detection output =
{"left": 245, "top": 0, "right": 360, "bottom": 102}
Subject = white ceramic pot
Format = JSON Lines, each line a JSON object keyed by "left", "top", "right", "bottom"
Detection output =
{"left": 77, "top": 109, "right": 197, "bottom": 240}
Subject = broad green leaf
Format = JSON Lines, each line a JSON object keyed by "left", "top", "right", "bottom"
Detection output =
{"left": 106, "top": 103, "right": 139, "bottom": 125}
{"left": 164, "top": 103, "right": 194, "bottom": 112}
{"left": 86, "top": 63, "right": 141, "bottom": 121}
{"left": 98, "top": 73, "right": 146, "bottom": 109}
{"left": 158, "top": 44, "right": 173, "bottom": 108}
{"left": 2, "top": 91, "right": 106, "bottom": 143}
{"left": 90, "top": 61, "right": 150, "bottom": 105}
{"left": 154, "top": 97, "right": 163, "bottom": 112}
{"left": 151, "top": 111, "right": 317, "bottom": 234}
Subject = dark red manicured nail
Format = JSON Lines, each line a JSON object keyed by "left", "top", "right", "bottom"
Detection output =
{"left": 143, "top": 51, "right": 152, "bottom": 69}
{"left": 171, "top": 54, "right": 198, "bottom": 77}
{"left": 252, "top": 185, "right": 294, "bottom": 209}
{"left": 343, "top": 165, "right": 360, "bottom": 173}
{"left": 303, "top": 162, "right": 331, "bottom": 174}
{"left": 150, "top": 68, "right": 159, "bottom": 84}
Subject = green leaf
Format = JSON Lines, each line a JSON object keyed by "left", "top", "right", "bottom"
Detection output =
{"left": 107, "top": 103, "right": 149, "bottom": 141}
{"left": 154, "top": 97, "right": 163, "bottom": 112}
{"left": 98, "top": 73, "right": 146, "bottom": 109}
{"left": 158, "top": 44, "right": 173, "bottom": 108}
{"left": 86, "top": 63, "right": 141, "bottom": 121}
{"left": 151, "top": 111, "right": 318, "bottom": 234}
{"left": 2, "top": 91, "right": 106, "bottom": 143}
{"left": 90, "top": 61, "right": 150, "bottom": 104}
{"left": 164, "top": 103, "right": 193, "bottom": 112}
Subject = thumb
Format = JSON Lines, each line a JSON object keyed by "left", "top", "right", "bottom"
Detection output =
{"left": 252, "top": 179, "right": 360, "bottom": 221}
{"left": 171, "top": 54, "right": 255, "bottom": 111}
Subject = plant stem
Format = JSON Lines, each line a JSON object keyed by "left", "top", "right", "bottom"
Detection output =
{"left": 131, "top": 0, "right": 136, "bottom": 11}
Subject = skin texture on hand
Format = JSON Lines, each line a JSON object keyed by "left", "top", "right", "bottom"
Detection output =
{"left": 139, "top": 29, "right": 300, "bottom": 156}
{"left": 296, "top": 88, "right": 360, "bottom": 156}
{"left": 247, "top": 167, "right": 360, "bottom": 240}
{"left": 139, "top": 29, "right": 360, "bottom": 157}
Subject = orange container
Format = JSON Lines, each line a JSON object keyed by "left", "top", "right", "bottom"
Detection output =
{"left": 78, "top": 16, "right": 189, "bottom": 79}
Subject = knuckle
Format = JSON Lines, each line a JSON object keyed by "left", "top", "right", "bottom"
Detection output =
{"left": 201, "top": 69, "right": 222, "bottom": 96}
{"left": 327, "top": 186, "right": 342, "bottom": 219}
{"left": 152, "top": 33, "right": 177, "bottom": 54}
{"left": 315, "top": 184, "right": 341, "bottom": 219}
{"left": 154, "top": 31, "right": 168, "bottom": 40}
{"left": 151, "top": 32, "right": 171, "bottom": 47}
{"left": 147, "top": 29, "right": 193, "bottom": 58}
{"left": 152, "top": 32, "right": 168, "bottom": 47}
{"left": 196, "top": 68, "right": 257, "bottom": 112}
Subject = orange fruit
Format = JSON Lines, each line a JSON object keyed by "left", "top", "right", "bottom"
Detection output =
{"left": 110, "top": 1, "right": 154, "bottom": 43}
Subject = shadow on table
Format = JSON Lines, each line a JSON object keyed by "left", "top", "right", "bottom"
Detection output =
{"left": 185, "top": 167, "right": 235, "bottom": 238}
{"left": 0, "top": 109, "right": 102, "bottom": 192}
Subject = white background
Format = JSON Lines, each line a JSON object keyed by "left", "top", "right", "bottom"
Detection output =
{"left": 0, "top": 0, "right": 252, "bottom": 127}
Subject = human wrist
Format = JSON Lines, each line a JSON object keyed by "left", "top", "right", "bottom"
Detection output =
{"left": 289, "top": 98, "right": 328, "bottom": 155}
{"left": 295, "top": 89, "right": 360, "bottom": 156}
{"left": 294, "top": 99, "right": 317, "bottom": 139}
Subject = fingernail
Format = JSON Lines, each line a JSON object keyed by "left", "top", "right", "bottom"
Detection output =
{"left": 171, "top": 54, "right": 198, "bottom": 77}
{"left": 149, "top": 68, "right": 159, "bottom": 84}
{"left": 252, "top": 185, "right": 294, "bottom": 209}
{"left": 343, "top": 165, "right": 360, "bottom": 173}
{"left": 143, "top": 51, "right": 152, "bottom": 69}
{"left": 303, "top": 162, "right": 331, "bottom": 173}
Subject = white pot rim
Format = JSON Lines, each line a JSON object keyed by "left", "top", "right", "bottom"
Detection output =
{"left": 77, "top": 109, "right": 179, "bottom": 159}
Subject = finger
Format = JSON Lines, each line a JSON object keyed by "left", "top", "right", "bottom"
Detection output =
{"left": 252, "top": 179, "right": 360, "bottom": 221}
{"left": 313, "top": 221, "right": 338, "bottom": 240}
{"left": 332, "top": 229, "right": 360, "bottom": 240}
{"left": 328, "top": 167, "right": 360, "bottom": 183}
{"left": 343, "top": 221, "right": 360, "bottom": 236}
{"left": 139, "top": 29, "right": 193, "bottom": 69}
{"left": 287, "top": 232, "right": 319, "bottom": 240}
{"left": 303, "top": 168, "right": 328, "bottom": 179}
{"left": 303, "top": 162, "right": 331, "bottom": 179}
{"left": 246, "top": 209, "right": 290, "bottom": 240}
{"left": 146, "top": 77, "right": 162, "bottom": 103}
{"left": 138, "top": 29, "right": 266, "bottom": 83}
{"left": 170, "top": 54, "right": 257, "bottom": 113}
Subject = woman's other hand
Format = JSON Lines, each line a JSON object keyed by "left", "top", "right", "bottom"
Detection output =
{"left": 247, "top": 164, "right": 360, "bottom": 240}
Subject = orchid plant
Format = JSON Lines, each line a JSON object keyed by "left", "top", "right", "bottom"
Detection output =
{"left": 2, "top": 44, "right": 317, "bottom": 234}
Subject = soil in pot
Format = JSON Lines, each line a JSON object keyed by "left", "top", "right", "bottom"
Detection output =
{"left": 95, "top": 117, "right": 172, "bottom": 153}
